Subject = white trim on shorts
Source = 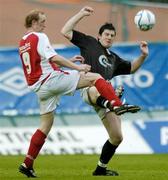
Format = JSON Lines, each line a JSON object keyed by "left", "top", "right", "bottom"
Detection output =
{"left": 36, "top": 70, "right": 80, "bottom": 115}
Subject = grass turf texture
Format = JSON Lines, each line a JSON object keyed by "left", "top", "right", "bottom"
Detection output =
{"left": 0, "top": 154, "right": 168, "bottom": 180}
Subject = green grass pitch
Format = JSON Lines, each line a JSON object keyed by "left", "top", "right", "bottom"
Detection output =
{"left": 0, "top": 154, "right": 168, "bottom": 180}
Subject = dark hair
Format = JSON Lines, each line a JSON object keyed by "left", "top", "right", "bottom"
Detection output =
{"left": 98, "top": 23, "right": 116, "bottom": 36}
{"left": 25, "top": 10, "right": 45, "bottom": 28}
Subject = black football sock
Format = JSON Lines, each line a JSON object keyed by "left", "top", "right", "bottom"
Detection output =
{"left": 96, "top": 96, "right": 113, "bottom": 110}
{"left": 95, "top": 140, "right": 118, "bottom": 171}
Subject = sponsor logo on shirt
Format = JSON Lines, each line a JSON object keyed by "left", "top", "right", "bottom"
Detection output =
{"left": 99, "top": 55, "right": 112, "bottom": 68}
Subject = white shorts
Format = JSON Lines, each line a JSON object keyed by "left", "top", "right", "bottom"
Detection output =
{"left": 36, "top": 70, "right": 80, "bottom": 115}
{"left": 81, "top": 87, "right": 110, "bottom": 120}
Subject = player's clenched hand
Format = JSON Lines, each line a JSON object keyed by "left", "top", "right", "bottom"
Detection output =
{"left": 70, "top": 55, "right": 85, "bottom": 63}
{"left": 77, "top": 64, "right": 91, "bottom": 72}
{"left": 80, "top": 6, "right": 94, "bottom": 16}
{"left": 140, "top": 41, "right": 149, "bottom": 57}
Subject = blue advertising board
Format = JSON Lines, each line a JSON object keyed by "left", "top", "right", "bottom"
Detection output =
{"left": 134, "top": 120, "right": 168, "bottom": 153}
{"left": 0, "top": 42, "right": 168, "bottom": 115}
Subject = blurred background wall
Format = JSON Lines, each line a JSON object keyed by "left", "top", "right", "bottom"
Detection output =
{"left": 0, "top": 0, "right": 168, "bottom": 46}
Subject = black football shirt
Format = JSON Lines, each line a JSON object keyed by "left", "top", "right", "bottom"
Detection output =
{"left": 71, "top": 30, "right": 131, "bottom": 80}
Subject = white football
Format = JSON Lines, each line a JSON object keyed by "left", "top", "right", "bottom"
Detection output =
{"left": 134, "top": 9, "right": 155, "bottom": 31}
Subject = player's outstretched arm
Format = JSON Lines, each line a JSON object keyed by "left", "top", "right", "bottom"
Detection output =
{"left": 50, "top": 54, "right": 90, "bottom": 72}
{"left": 131, "top": 41, "right": 149, "bottom": 73}
{"left": 61, "top": 6, "right": 94, "bottom": 40}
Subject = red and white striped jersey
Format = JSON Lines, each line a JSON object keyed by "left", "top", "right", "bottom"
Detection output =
{"left": 19, "top": 32, "right": 60, "bottom": 91}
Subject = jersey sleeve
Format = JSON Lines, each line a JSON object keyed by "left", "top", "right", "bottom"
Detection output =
{"left": 71, "top": 30, "right": 90, "bottom": 48}
{"left": 37, "top": 33, "right": 57, "bottom": 59}
{"left": 113, "top": 52, "right": 131, "bottom": 76}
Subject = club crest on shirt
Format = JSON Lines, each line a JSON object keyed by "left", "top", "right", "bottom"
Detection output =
{"left": 99, "top": 55, "right": 112, "bottom": 68}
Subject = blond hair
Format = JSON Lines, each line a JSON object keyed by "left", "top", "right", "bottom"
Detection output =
{"left": 25, "top": 10, "right": 45, "bottom": 28}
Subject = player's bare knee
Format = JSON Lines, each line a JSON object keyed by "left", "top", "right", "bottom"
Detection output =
{"left": 40, "top": 112, "right": 54, "bottom": 135}
{"left": 110, "top": 135, "right": 123, "bottom": 145}
{"left": 93, "top": 73, "right": 103, "bottom": 83}
{"left": 84, "top": 72, "right": 102, "bottom": 84}
{"left": 88, "top": 86, "right": 100, "bottom": 104}
{"left": 95, "top": 73, "right": 103, "bottom": 79}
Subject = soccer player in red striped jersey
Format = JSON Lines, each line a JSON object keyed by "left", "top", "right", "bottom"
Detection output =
{"left": 18, "top": 9, "right": 140, "bottom": 178}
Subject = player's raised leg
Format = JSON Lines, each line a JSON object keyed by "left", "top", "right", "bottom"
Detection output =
{"left": 77, "top": 72, "right": 140, "bottom": 115}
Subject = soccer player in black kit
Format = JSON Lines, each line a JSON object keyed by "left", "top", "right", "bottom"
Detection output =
{"left": 61, "top": 6, "right": 149, "bottom": 176}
